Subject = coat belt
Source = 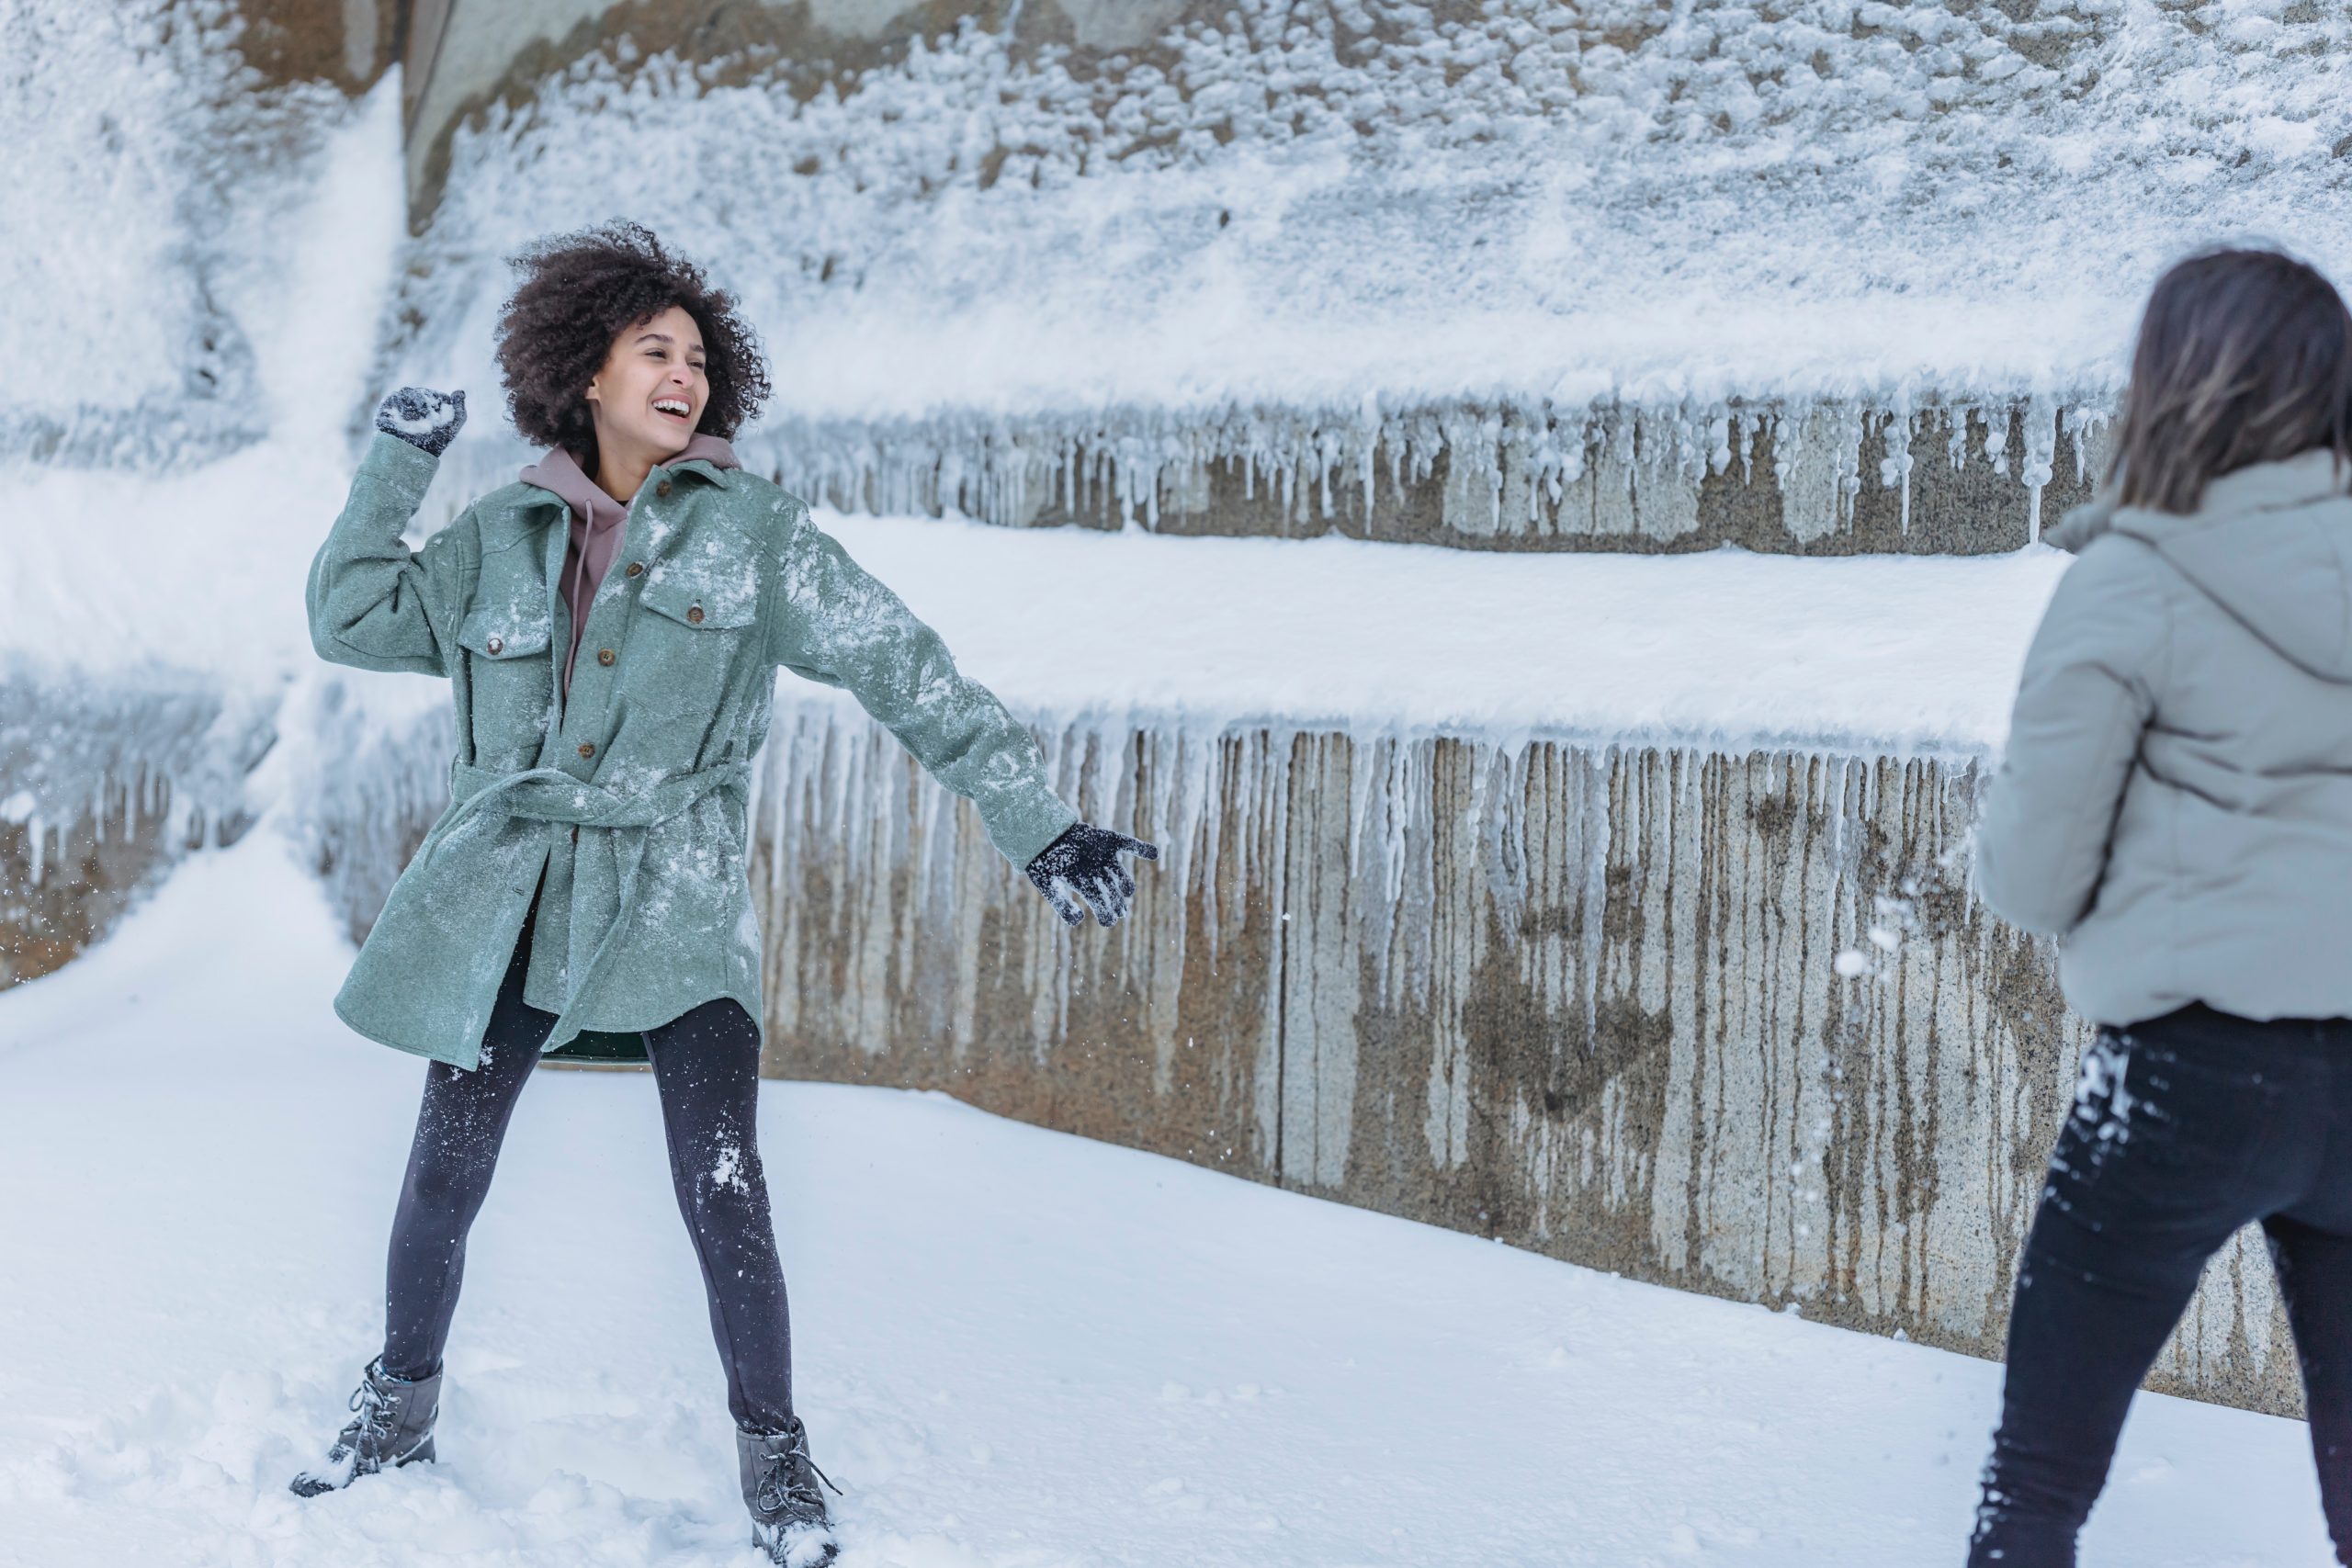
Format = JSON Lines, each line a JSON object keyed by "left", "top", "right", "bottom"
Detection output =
{"left": 419, "top": 756, "right": 752, "bottom": 869}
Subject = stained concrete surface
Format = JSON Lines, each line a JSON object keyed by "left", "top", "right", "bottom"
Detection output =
{"left": 727, "top": 711, "right": 2298, "bottom": 1416}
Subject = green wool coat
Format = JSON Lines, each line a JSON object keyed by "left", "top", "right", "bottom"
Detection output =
{"left": 307, "top": 432, "right": 1078, "bottom": 1068}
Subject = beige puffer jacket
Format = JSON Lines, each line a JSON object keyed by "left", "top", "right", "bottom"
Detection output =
{"left": 1975, "top": 447, "right": 2352, "bottom": 1026}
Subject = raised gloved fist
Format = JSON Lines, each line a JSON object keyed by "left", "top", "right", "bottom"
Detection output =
{"left": 1025, "top": 821, "right": 1159, "bottom": 929}
{"left": 374, "top": 387, "right": 467, "bottom": 457}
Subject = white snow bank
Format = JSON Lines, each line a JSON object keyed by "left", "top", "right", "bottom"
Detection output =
{"left": 799, "top": 512, "right": 2069, "bottom": 755}
{"left": 0, "top": 824, "right": 2335, "bottom": 1566}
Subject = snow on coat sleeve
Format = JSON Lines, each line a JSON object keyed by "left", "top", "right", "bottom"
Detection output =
{"left": 1973, "top": 538, "right": 2169, "bottom": 936}
{"left": 767, "top": 496, "right": 1080, "bottom": 869}
{"left": 305, "top": 431, "right": 468, "bottom": 678}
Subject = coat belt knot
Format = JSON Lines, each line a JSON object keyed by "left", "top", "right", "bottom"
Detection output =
{"left": 421, "top": 757, "right": 752, "bottom": 868}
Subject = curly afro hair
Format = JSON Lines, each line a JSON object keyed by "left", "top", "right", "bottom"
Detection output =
{"left": 495, "top": 220, "right": 771, "bottom": 465}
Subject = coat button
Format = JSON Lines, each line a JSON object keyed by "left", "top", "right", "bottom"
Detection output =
{"left": 485, "top": 636, "right": 503, "bottom": 655}
{"left": 655, "top": 479, "right": 672, "bottom": 498}
{"left": 597, "top": 647, "right": 615, "bottom": 666}
{"left": 626, "top": 561, "right": 644, "bottom": 578}
{"left": 685, "top": 605, "right": 705, "bottom": 625}
{"left": 577, "top": 741, "right": 595, "bottom": 759}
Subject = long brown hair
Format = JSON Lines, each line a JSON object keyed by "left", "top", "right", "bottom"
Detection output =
{"left": 2108, "top": 247, "right": 2352, "bottom": 514}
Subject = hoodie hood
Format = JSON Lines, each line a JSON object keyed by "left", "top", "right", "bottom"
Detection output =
{"left": 517, "top": 434, "right": 741, "bottom": 532}
{"left": 2055, "top": 448, "right": 2352, "bottom": 682}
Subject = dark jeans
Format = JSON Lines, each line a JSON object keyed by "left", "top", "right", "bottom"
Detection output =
{"left": 380, "top": 872, "right": 794, "bottom": 1431}
{"left": 1970, "top": 1003, "right": 2352, "bottom": 1565}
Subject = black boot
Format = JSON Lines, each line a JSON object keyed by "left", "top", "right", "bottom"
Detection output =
{"left": 739, "top": 1417, "right": 841, "bottom": 1566}
{"left": 288, "top": 1357, "right": 440, "bottom": 1496}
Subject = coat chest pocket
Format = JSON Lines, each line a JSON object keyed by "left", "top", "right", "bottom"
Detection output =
{"left": 630, "top": 567, "right": 757, "bottom": 718}
{"left": 458, "top": 608, "right": 554, "bottom": 759}
{"left": 639, "top": 570, "right": 758, "bottom": 632}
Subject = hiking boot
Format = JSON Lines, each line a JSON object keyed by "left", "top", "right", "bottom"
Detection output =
{"left": 288, "top": 1356, "right": 440, "bottom": 1496}
{"left": 739, "top": 1416, "right": 842, "bottom": 1566}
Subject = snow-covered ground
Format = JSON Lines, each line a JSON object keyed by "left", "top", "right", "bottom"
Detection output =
{"left": 0, "top": 822, "right": 2335, "bottom": 1567}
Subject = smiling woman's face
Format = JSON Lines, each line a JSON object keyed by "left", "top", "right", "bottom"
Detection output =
{"left": 583, "top": 304, "right": 707, "bottom": 465}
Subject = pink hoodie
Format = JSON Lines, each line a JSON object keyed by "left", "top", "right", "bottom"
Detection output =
{"left": 519, "top": 434, "right": 741, "bottom": 702}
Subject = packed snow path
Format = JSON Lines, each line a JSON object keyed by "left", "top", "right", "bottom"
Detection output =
{"left": 0, "top": 828, "right": 2335, "bottom": 1567}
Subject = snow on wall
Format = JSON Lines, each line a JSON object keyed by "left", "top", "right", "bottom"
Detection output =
{"left": 391, "top": 1, "right": 2352, "bottom": 537}
{"left": 0, "top": 672, "right": 275, "bottom": 983}
{"left": 1, "top": 0, "right": 345, "bottom": 468}
{"left": 272, "top": 671, "right": 458, "bottom": 948}
{"left": 1, "top": 58, "right": 406, "bottom": 974}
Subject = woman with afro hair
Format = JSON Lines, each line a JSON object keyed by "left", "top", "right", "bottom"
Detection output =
{"left": 295, "top": 220, "right": 1156, "bottom": 1563}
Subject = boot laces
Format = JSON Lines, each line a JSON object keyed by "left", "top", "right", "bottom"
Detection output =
{"left": 754, "top": 1423, "right": 842, "bottom": 1516}
{"left": 342, "top": 1372, "right": 396, "bottom": 1450}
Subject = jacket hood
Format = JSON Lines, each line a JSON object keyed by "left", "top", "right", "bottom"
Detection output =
{"left": 2052, "top": 448, "right": 2352, "bottom": 682}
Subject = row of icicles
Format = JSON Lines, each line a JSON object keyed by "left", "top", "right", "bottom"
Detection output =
{"left": 741, "top": 396, "right": 2112, "bottom": 541}
{"left": 414, "top": 395, "right": 2112, "bottom": 544}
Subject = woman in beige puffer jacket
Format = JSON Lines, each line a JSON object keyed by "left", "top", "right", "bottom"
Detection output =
{"left": 1969, "top": 247, "right": 2352, "bottom": 1566}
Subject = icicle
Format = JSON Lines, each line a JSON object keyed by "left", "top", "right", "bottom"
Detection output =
{"left": 1880, "top": 405, "right": 1915, "bottom": 535}
{"left": 1577, "top": 748, "right": 1611, "bottom": 1049}
{"left": 1347, "top": 733, "right": 1382, "bottom": 883}
{"left": 2021, "top": 397, "right": 2059, "bottom": 545}
{"left": 1770, "top": 408, "right": 1802, "bottom": 493}
{"left": 1827, "top": 753, "right": 1851, "bottom": 859}
{"left": 1708, "top": 409, "right": 1734, "bottom": 477}
{"left": 1831, "top": 405, "right": 1865, "bottom": 525}
{"left": 1383, "top": 740, "right": 1414, "bottom": 911}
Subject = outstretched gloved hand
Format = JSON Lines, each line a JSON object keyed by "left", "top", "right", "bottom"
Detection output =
{"left": 1025, "top": 822, "right": 1159, "bottom": 928}
{"left": 374, "top": 387, "right": 468, "bottom": 457}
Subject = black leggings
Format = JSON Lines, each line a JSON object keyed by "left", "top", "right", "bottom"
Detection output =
{"left": 379, "top": 874, "right": 794, "bottom": 1432}
{"left": 1971, "top": 1003, "right": 2352, "bottom": 1565}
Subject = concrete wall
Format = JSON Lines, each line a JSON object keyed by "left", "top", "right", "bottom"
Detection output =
{"left": 238, "top": 0, "right": 402, "bottom": 94}
{"left": 737, "top": 708, "right": 2300, "bottom": 1417}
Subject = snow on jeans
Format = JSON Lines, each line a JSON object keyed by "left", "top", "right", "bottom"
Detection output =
{"left": 380, "top": 868, "right": 794, "bottom": 1431}
{"left": 1970, "top": 1003, "right": 2352, "bottom": 1566}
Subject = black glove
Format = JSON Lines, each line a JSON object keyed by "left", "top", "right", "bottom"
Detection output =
{"left": 1025, "top": 822, "right": 1159, "bottom": 928}
{"left": 374, "top": 387, "right": 467, "bottom": 457}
